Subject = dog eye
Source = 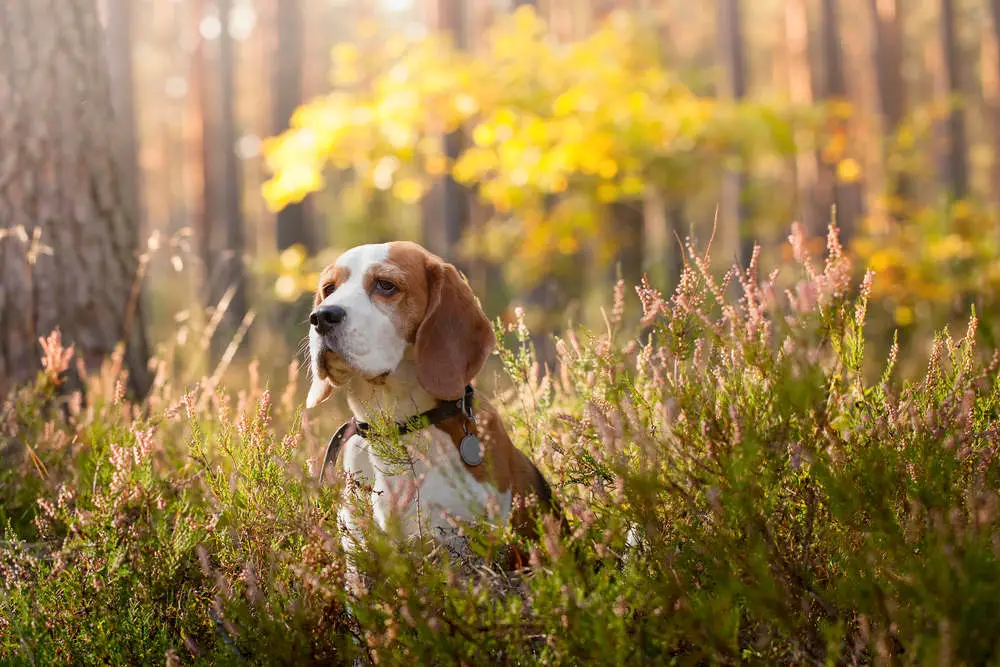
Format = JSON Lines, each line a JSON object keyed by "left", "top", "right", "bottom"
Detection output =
{"left": 321, "top": 283, "right": 336, "bottom": 298}
{"left": 373, "top": 279, "right": 398, "bottom": 296}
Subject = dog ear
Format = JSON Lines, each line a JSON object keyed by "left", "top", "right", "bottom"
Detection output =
{"left": 306, "top": 375, "right": 333, "bottom": 409}
{"left": 415, "top": 260, "right": 495, "bottom": 400}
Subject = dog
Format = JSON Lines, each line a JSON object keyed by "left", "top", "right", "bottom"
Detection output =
{"left": 305, "top": 241, "right": 559, "bottom": 565}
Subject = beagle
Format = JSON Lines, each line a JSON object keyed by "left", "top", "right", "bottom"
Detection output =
{"left": 306, "top": 241, "right": 558, "bottom": 560}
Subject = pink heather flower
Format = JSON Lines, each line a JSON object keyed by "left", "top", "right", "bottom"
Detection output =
{"left": 109, "top": 443, "right": 132, "bottom": 490}
{"left": 37, "top": 497, "right": 57, "bottom": 519}
{"left": 611, "top": 279, "right": 626, "bottom": 327}
{"left": 257, "top": 390, "right": 272, "bottom": 428}
{"left": 183, "top": 389, "right": 197, "bottom": 421}
{"left": 788, "top": 223, "right": 818, "bottom": 282}
{"left": 855, "top": 270, "right": 875, "bottom": 328}
{"left": 38, "top": 328, "right": 75, "bottom": 383}
{"left": 133, "top": 427, "right": 156, "bottom": 465}
{"left": 56, "top": 484, "right": 74, "bottom": 509}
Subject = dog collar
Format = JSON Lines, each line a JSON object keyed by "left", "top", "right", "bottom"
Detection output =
{"left": 318, "top": 385, "right": 479, "bottom": 482}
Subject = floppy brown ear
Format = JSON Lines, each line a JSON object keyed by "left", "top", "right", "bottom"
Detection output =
{"left": 415, "top": 260, "right": 496, "bottom": 400}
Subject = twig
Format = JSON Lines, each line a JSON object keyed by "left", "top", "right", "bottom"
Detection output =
{"left": 196, "top": 309, "right": 255, "bottom": 411}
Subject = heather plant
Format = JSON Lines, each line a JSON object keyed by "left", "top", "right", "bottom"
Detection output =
{"left": 4, "top": 223, "right": 1000, "bottom": 665}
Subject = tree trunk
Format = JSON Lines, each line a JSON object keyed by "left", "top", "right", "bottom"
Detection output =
{"left": 867, "top": 0, "right": 910, "bottom": 207}
{"left": 609, "top": 201, "right": 645, "bottom": 290}
{"left": 217, "top": 0, "right": 249, "bottom": 338}
{"left": 716, "top": 0, "right": 753, "bottom": 267}
{"left": 104, "top": 0, "right": 142, "bottom": 231}
{"left": 985, "top": 3, "right": 1000, "bottom": 211}
{"left": 784, "top": 0, "right": 821, "bottom": 235}
{"left": 191, "top": 0, "right": 220, "bottom": 311}
{"left": 423, "top": 0, "right": 471, "bottom": 269}
{"left": 596, "top": 6, "right": 646, "bottom": 289}
{"left": 0, "top": 0, "right": 151, "bottom": 397}
{"left": 938, "top": 0, "right": 968, "bottom": 199}
{"left": 654, "top": 1, "right": 691, "bottom": 289}
{"left": 272, "top": 0, "right": 316, "bottom": 254}
{"left": 818, "top": 0, "right": 863, "bottom": 241}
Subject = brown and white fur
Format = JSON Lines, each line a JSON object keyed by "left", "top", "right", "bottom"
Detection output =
{"left": 306, "top": 241, "right": 557, "bottom": 562}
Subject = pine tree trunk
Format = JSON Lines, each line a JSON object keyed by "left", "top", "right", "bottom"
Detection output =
{"left": 437, "top": 0, "right": 471, "bottom": 268}
{"left": 938, "top": 0, "right": 968, "bottom": 199}
{"left": 217, "top": 0, "right": 249, "bottom": 338}
{"left": 600, "top": 3, "right": 646, "bottom": 287}
{"left": 819, "top": 0, "right": 863, "bottom": 241}
{"left": 104, "top": 0, "right": 142, "bottom": 230}
{"left": 609, "top": 201, "right": 646, "bottom": 290}
{"left": 273, "top": 0, "right": 315, "bottom": 254}
{"left": 868, "top": 0, "right": 910, "bottom": 207}
{"left": 985, "top": 3, "right": 1000, "bottom": 211}
{"left": 784, "top": 0, "right": 821, "bottom": 235}
{"left": 716, "top": 0, "right": 753, "bottom": 267}
{"left": 419, "top": 0, "right": 469, "bottom": 264}
{"left": 0, "top": 0, "right": 151, "bottom": 397}
{"left": 191, "top": 0, "right": 220, "bottom": 308}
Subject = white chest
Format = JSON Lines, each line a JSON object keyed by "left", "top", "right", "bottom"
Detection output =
{"left": 336, "top": 428, "right": 512, "bottom": 543}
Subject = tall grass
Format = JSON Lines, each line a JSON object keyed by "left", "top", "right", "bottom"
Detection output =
{"left": 3, "top": 223, "right": 1000, "bottom": 665}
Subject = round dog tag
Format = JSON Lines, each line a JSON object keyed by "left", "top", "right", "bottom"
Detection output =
{"left": 459, "top": 434, "right": 484, "bottom": 466}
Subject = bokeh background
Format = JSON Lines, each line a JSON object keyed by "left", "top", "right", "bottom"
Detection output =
{"left": 119, "top": 0, "right": 1000, "bottom": 381}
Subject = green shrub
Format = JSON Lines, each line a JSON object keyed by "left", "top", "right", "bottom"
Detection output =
{"left": 3, "top": 223, "right": 1000, "bottom": 665}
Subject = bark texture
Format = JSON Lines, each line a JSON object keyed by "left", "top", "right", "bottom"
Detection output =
{"left": 0, "top": 0, "right": 151, "bottom": 397}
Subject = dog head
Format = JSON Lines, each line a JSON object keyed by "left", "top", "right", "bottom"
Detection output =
{"left": 306, "top": 242, "right": 495, "bottom": 408}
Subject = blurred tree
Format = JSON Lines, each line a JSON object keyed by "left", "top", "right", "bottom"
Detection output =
{"left": 261, "top": 5, "right": 804, "bottom": 315}
{"left": 191, "top": 0, "right": 221, "bottom": 309}
{"left": 104, "top": 0, "right": 143, "bottom": 230}
{"left": 653, "top": 1, "right": 694, "bottom": 288}
{"left": 868, "top": 0, "right": 910, "bottom": 210}
{"left": 0, "top": 0, "right": 151, "bottom": 397}
{"left": 987, "top": 1, "right": 1000, "bottom": 208}
{"left": 938, "top": 0, "right": 968, "bottom": 200}
{"left": 598, "top": 2, "right": 645, "bottom": 292}
{"left": 716, "top": 0, "right": 753, "bottom": 267}
{"left": 273, "top": 0, "right": 316, "bottom": 255}
{"left": 819, "top": 0, "right": 862, "bottom": 240}
{"left": 424, "top": 0, "right": 471, "bottom": 268}
{"left": 218, "top": 0, "right": 249, "bottom": 339}
{"left": 507, "top": 0, "right": 565, "bottom": 373}
{"left": 783, "top": 0, "right": 820, "bottom": 235}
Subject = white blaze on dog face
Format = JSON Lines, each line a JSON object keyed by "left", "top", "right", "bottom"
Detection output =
{"left": 306, "top": 241, "right": 495, "bottom": 408}
{"left": 309, "top": 243, "right": 408, "bottom": 387}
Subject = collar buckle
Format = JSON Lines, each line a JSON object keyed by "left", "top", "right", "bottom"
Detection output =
{"left": 459, "top": 384, "right": 476, "bottom": 423}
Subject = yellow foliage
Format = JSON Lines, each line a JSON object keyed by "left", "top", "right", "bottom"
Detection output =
{"left": 274, "top": 275, "right": 298, "bottom": 302}
{"left": 261, "top": 6, "right": 809, "bottom": 277}
{"left": 279, "top": 244, "right": 307, "bottom": 271}
{"left": 836, "top": 158, "right": 861, "bottom": 183}
{"left": 392, "top": 177, "right": 425, "bottom": 204}
{"left": 853, "top": 199, "right": 1000, "bottom": 315}
{"left": 893, "top": 305, "right": 914, "bottom": 327}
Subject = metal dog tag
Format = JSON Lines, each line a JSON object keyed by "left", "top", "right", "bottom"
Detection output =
{"left": 459, "top": 434, "right": 484, "bottom": 466}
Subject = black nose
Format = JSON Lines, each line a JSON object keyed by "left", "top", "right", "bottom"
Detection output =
{"left": 310, "top": 305, "right": 346, "bottom": 334}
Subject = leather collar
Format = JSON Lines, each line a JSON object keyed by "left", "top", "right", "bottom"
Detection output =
{"left": 318, "top": 385, "right": 475, "bottom": 482}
